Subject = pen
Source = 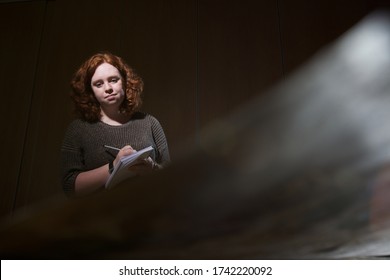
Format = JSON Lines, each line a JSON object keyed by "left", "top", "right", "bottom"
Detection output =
{"left": 104, "top": 145, "right": 121, "bottom": 151}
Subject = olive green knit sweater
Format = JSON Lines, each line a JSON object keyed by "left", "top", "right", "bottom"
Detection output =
{"left": 61, "top": 112, "right": 170, "bottom": 194}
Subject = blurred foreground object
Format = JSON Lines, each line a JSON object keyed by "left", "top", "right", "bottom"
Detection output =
{"left": 1, "top": 11, "right": 390, "bottom": 259}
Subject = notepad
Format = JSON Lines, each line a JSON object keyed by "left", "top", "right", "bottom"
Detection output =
{"left": 105, "top": 146, "right": 154, "bottom": 189}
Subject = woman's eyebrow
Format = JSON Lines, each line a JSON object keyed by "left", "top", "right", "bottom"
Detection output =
{"left": 91, "top": 78, "right": 103, "bottom": 84}
{"left": 92, "top": 75, "right": 120, "bottom": 83}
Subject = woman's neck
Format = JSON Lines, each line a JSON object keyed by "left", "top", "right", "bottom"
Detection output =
{"left": 100, "top": 108, "right": 131, "bottom": 126}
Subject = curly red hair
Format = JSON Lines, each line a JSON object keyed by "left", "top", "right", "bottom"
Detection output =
{"left": 70, "top": 52, "right": 144, "bottom": 122}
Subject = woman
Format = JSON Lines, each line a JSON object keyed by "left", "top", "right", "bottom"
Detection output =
{"left": 61, "top": 52, "right": 170, "bottom": 196}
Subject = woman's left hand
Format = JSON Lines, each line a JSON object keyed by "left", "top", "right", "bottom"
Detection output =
{"left": 127, "top": 157, "right": 157, "bottom": 174}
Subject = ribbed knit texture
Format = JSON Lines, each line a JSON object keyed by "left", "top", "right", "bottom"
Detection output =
{"left": 61, "top": 112, "right": 170, "bottom": 195}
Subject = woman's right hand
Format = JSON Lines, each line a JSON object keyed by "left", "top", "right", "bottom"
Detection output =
{"left": 74, "top": 145, "right": 136, "bottom": 196}
{"left": 113, "top": 145, "right": 136, "bottom": 168}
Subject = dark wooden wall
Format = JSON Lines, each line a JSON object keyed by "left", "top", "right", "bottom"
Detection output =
{"left": 0, "top": 0, "right": 380, "bottom": 217}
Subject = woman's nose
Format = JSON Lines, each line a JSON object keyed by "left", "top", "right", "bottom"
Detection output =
{"left": 104, "top": 83, "right": 113, "bottom": 93}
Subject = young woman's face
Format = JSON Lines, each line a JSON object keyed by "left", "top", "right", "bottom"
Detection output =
{"left": 90, "top": 63, "right": 125, "bottom": 109}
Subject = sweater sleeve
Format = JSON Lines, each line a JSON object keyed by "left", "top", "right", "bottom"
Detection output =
{"left": 149, "top": 115, "right": 170, "bottom": 166}
{"left": 60, "top": 120, "right": 85, "bottom": 195}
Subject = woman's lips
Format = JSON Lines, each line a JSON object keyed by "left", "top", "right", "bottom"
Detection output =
{"left": 105, "top": 94, "right": 117, "bottom": 100}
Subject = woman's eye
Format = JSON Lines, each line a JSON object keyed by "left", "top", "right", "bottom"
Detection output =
{"left": 110, "top": 78, "right": 119, "bottom": 83}
{"left": 95, "top": 82, "right": 103, "bottom": 87}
